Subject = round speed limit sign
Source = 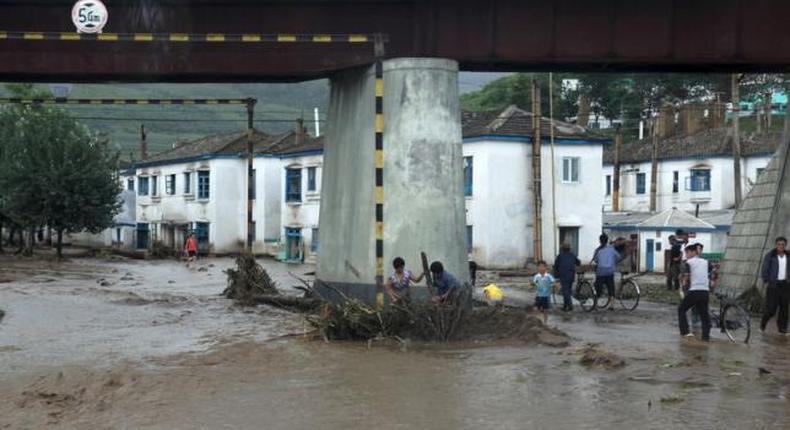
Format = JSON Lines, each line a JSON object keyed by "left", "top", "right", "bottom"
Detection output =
{"left": 71, "top": 0, "right": 108, "bottom": 34}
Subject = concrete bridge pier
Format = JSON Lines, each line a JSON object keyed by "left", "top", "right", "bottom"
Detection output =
{"left": 316, "top": 58, "right": 469, "bottom": 303}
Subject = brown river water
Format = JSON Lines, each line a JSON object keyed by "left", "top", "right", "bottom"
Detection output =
{"left": 1, "top": 256, "right": 789, "bottom": 429}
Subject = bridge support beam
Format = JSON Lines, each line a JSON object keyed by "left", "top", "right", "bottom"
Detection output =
{"left": 316, "top": 58, "right": 469, "bottom": 303}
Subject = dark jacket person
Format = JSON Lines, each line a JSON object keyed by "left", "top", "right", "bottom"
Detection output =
{"left": 554, "top": 244, "right": 580, "bottom": 311}
{"left": 761, "top": 237, "right": 790, "bottom": 334}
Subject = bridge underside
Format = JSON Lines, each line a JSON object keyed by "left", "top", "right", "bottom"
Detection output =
{"left": 3, "top": 0, "right": 790, "bottom": 82}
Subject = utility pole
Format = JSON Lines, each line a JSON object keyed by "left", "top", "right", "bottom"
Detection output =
{"left": 649, "top": 120, "right": 659, "bottom": 212}
{"left": 612, "top": 131, "right": 622, "bottom": 212}
{"left": 732, "top": 74, "right": 743, "bottom": 208}
{"left": 531, "top": 80, "right": 543, "bottom": 262}
{"left": 245, "top": 98, "right": 257, "bottom": 253}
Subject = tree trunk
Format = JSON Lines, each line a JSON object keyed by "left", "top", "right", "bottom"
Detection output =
{"left": 56, "top": 228, "right": 64, "bottom": 260}
{"left": 23, "top": 227, "right": 35, "bottom": 256}
{"left": 15, "top": 228, "right": 24, "bottom": 254}
{"left": 766, "top": 92, "right": 773, "bottom": 130}
{"left": 0, "top": 220, "right": 4, "bottom": 253}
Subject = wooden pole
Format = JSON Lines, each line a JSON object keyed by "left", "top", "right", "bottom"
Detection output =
{"left": 531, "top": 80, "right": 543, "bottom": 262}
{"left": 649, "top": 121, "right": 658, "bottom": 212}
{"left": 612, "top": 132, "right": 622, "bottom": 212}
{"left": 732, "top": 74, "right": 743, "bottom": 208}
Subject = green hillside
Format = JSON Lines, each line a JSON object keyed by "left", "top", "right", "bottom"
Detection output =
{"left": 1, "top": 81, "right": 330, "bottom": 159}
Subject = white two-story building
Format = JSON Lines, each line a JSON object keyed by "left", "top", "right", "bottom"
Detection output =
{"left": 462, "top": 106, "right": 608, "bottom": 267}
{"left": 132, "top": 128, "right": 323, "bottom": 260}
{"left": 130, "top": 107, "right": 607, "bottom": 269}
{"left": 602, "top": 129, "right": 780, "bottom": 213}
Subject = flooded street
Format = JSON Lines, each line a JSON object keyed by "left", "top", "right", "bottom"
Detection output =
{"left": 1, "top": 256, "right": 789, "bottom": 429}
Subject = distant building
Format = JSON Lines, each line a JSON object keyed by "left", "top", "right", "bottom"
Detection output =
{"left": 603, "top": 129, "right": 781, "bottom": 213}
{"left": 127, "top": 108, "right": 608, "bottom": 269}
{"left": 604, "top": 208, "right": 732, "bottom": 273}
{"left": 462, "top": 105, "right": 608, "bottom": 267}
{"left": 131, "top": 128, "right": 322, "bottom": 259}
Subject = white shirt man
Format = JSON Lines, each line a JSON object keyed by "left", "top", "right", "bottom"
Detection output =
{"left": 678, "top": 245, "right": 712, "bottom": 341}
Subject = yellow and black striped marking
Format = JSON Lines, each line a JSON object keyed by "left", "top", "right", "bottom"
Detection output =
{"left": 374, "top": 60, "right": 385, "bottom": 306}
{"left": 0, "top": 31, "right": 378, "bottom": 44}
{"left": 0, "top": 98, "right": 252, "bottom": 105}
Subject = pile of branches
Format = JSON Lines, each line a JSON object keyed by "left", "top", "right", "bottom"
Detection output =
{"left": 307, "top": 286, "right": 472, "bottom": 341}
{"left": 223, "top": 254, "right": 279, "bottom": 305}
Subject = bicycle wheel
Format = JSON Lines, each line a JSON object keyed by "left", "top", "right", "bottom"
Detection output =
{"left": 575, "top": 281, "right": 595, "bottom": 312}
{"left": 594, "top": 282, "right": 611, "bottom": 310}
{"left": 722, "top": 304, "right": 751, "bottom": 343}
{"left": 552, "top": 284, "right": 561, "bottom": 308}
{"left": 618, "top": 279, "right": 640, "bottom": 311}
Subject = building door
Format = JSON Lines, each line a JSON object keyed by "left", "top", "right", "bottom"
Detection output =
{"left": 136, "top": 223, "right": 149, "bottom": 250}
{"left": 559, "top": 227, "right": 580, "bottom": 255}
{"left": 285, "top": 228, "right": 302, "bottom": 261}
{"left": 646, "top": 239, "right": 655, "bottom": 272}
{"left": 194, "top": 222, "right": 210, "bottom": 255}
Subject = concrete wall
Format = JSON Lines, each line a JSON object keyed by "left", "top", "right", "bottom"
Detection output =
{"left": 317, "top": 58, "right": 469, "bottom": 301}
{"left": 603, "top": 155, "right": 772, "bottom": 213}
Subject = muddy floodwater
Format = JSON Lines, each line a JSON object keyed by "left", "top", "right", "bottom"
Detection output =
{"left": 1, "top": 256, "right": 789, "bottom": 429}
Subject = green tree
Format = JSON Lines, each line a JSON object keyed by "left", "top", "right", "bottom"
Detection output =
{"left": 460, "top": 73, "right": 577, "bottom": 120}
{"left": 0, "top": 104, "right": 121, "bottom": 259}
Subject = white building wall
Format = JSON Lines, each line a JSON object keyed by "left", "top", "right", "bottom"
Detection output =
{"left": 136, "top": 157, "right": 245, "bottom": 254}
{"left": 280, "top": 154, "right": 323, "bottom": 262}
{"left": 603, "top": 154, "right": 772, "bottom": 213}
{"left": 638, "top": 230, "right": 713, "bottom": 273}
{"left": 464, "top": 139, "right": 604, "bottom": 268}
{"left": 540, "top": 143, "right": 603, "bottom": 263}
{"left": 464, "top": 140, "right": 531, "bottom": 268}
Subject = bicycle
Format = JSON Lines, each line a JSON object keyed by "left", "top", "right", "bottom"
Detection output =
{"left": 550, "top": 271, "right": 596, "bottom": 311}
{"left": 551, "top": 271, "right": 595, "bottom": 311}
{"left": 708, "top": 289, "right": 751, "bottom": 343}
{"left": 592, "top": 272, "right": 641, "bottom": 311}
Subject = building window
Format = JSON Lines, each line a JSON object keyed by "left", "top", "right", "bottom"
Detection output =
{"left": 151, "top": 175, "right": 158, "bottom": 197}
{"left": 286, "top": 168, "right": 302, "bottom": 202}
{"left": 687, "top": 169, "right": 711, "bottom": 192}
{"left": 605, "top": 175, "right": 611, "bottom": 196}
{"left": 463, "top": 156, "right": 473, "bottom": 196}
{"left": 165, "top": 174, "right": 176, "bottom": 195}
{"left": 311, "top": 227, "right": 319, "bottom": 253}
{"left": 672, "top": 171, "right": 679, "bottom": 193}
{"left": 636, "top": 172, "right": 646, "bottom": 194}
{"left": 466, "top": 225, "right": 473, "bottom": 253}
{"left": 562, "top": 157, "right": 580, "bottom": 183}
{"left": 183, "top": 172, "right": 192, "bottom": 194}
{"left": 138, "top": 177, "right": 149, "bottom": 196}
{"left": 756, "top": 167, "right": 766, "bottom": 180}
{"left": 127, "top": 178, "right": 134, "bottom": 191}
{"left": 307, "top": 167, "right": 317, "bottom": 192}
{"left": 197, "top": 171, "right": 210, "bottom": 199}
{"left": 250, "top": 169, "right": 257, "bottom": 200}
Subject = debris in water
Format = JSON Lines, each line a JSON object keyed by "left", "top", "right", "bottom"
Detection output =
{"left": 579, "top": 345, "right": 626, "bottom": 369}
{"left": 0, "top": 309, "right": 4, "bottom": 323}
{"left": 223, "top": 255, "right": 279, "bottom": 305}
{"left": 759, "top": 367, "right": 772, "bottom": 375}
{"left": 659, "top": 395, "right": 684, "bottom": 405}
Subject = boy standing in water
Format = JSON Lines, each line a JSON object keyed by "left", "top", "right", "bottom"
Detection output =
{"left": 533, "top": 261, "right": 554, "bottom": 324}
